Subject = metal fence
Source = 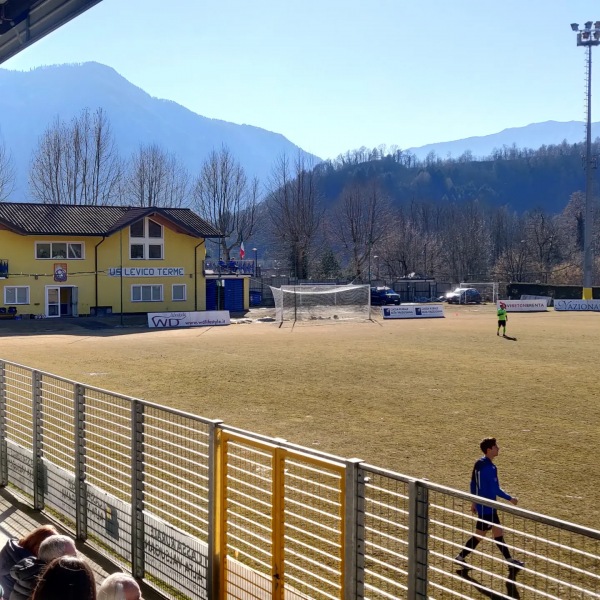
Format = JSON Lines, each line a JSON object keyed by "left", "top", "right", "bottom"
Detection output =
{"left": 0, "top": 359, "right": 598, "bottom": 600}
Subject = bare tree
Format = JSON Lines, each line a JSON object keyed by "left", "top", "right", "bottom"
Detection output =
{"left": 192, "top": 146, "right": 258, "bottom": 260}
{"left": 0, "top": 132, "right": 15, "bottom": 201}
{"left": 523, "top": 209, "right": 564, "bottom": 283}
{"left": 330, "top": 180, "right": 391, "bottom": 280}
{"left": 438, "top": 200, "right": 491, "bottom": 281}
{"left": 266, "top": 152, "right": 322, "bottom": 279}
{"left": 29, "top": 108, "right": 122, "bottom": 205}
{"left": 124, "top": 143, "right": 190, "bottom": 208}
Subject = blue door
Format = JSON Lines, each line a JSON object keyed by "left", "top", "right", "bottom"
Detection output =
{"left": 224, "top": 279, "right": 244, "bottom": 312}
{"left": 206, "top": 279, "right": 218, "bottom": 311}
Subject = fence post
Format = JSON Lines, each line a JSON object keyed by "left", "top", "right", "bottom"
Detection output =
{"left": 74, "top": 383, "right": 87, "bottom": 540}
{"left": 32, "top": 370, "right": 44, "bottom": 510}
{"left": 131, "top": 400, "right": 145, "bottom": 578}
{"left": 207, "top": 419, "right": 223, "bottom": 600}
{"left": 344, "top": 458, "right": 364, "bottom": 600}
{"left": 0, "top": 362, "right": 7, "bottom": 487}
{"left": 407, "top": 480, "right": 429, "bottom": 599}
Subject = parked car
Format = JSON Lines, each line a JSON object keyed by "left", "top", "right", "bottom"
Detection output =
{"left": 445, "top": 287, "right": 482, "bottom": 304}
{"left": 370, "top": 287, "right": 401, "bottom": 305}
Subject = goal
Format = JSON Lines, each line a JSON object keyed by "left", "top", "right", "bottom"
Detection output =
{"left": 459, "top": 281, "right": 499, "bottom": 303}
{"left": 270, "top": 284, "right": 371, "bottom": 323}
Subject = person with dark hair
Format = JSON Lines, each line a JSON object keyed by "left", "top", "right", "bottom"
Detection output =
{"left": 31, "top": 556, "right": 96, "bottom": 600}
{"left": 497, "top": 302, "right": 508, "bottom": 336}
{"left": 455, "top": 437, "right": 524, "bottom": 569}
{"left": 10, "top": 535, "right": 77, "bottom": 600}
{"left": 0, "top": 525, "right": 58, "bottom": 597}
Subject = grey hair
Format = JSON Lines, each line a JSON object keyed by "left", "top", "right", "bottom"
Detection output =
{"left": 98, "top": 572, "right": 141, "bottom": 600}
{"left": 37, "top": 534, "right": 77, "bottom": 562}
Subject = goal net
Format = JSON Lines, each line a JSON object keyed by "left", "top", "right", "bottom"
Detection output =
{"left": 270, "top": 284, "right": 371, "bottom": 323}
{"left": 459, "top": 281, "right": 499, "bottom": 303}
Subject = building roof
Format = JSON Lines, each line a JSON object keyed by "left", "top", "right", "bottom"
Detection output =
{"left": 0, "top": 203, "right": 222, "bottom": 238}
{"left": 0, "top": 0, "right": 103, "bottom": 65}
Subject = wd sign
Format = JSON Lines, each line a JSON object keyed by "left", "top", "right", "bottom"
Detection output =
{"left": 148, "top": 311, "right": 230, "bottom": 328}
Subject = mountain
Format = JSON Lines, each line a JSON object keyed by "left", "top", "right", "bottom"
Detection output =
{"left": 0, "top": 62, "right": 320, "bottom": 200}
{"left": 407, "top": 120, "right": 600, "bottom": 160}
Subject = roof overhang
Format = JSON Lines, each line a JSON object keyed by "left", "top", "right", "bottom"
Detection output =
{"left": 0, "top": 0, "right": 103, "bottom": 65}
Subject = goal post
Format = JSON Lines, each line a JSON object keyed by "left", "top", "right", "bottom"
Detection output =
{"left": 459, "top": 282, "right": 499, "bottom": 303}
{"left": 270, "top": 284, "right": 371, "bottom": 323}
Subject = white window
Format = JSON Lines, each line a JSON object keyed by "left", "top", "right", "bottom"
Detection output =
{"left": 172, "top": 284, "right": 187, "bottom": 301}
{"left": 130, "top": 218, "right": 164, "bottom": 260}
{"left": 36, "top": 242, "right": 84, "bottom": 259}
{"left": 4, "top": 286, "right": 30, "bottom": 304}
{"left": 131, "top": 285, "right": 163, "bottom": 302}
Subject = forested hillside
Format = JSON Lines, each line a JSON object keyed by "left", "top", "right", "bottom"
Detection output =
{"left": 316, "top": 140, "right": 596, "bottom": 214}
{"left": 254, "top": 142, "right": 600, "bottom": 286}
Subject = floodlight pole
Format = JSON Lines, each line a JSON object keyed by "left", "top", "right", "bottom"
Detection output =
{"left": 573, "top": 21, "right": 600, "bottom": 299}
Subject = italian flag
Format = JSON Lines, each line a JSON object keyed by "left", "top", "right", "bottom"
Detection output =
{"left": 239, "top": 241, "right": 245, "bottom": 259}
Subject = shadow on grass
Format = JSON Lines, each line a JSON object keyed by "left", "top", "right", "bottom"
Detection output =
{"left": 457, "top": 566, "right": 521, "bottom": 599}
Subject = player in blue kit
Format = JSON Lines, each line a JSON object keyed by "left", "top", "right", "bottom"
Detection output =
{"left": 455, "top": 437, "right": 524, "bottom": 569}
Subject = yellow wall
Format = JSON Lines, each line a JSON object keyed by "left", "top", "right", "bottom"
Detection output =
{"left": 0, "top": 222, "right": 209, "bottom": 316}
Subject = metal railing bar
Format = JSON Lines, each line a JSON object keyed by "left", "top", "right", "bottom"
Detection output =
{"left": 285, "top": 547, "right": 341, "bottom": 574}
{"left": 283, "top": 534, "right": 341, "bottom": 561}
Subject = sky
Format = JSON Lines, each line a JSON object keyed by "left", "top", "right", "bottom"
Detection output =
{"left": 3, "top": 0, "right": 600, "bottom": 160}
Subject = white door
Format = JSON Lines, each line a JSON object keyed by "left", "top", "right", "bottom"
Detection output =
{"left": 71, "top": 287, "right": 79, "bottom": 317}
{"left": 46, "top": 287, "right": 60, "bottom": 317}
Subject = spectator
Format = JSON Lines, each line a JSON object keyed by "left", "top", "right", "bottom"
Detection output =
{"left": 10, "top": 535, "right": 77, "bottom": 600}
{"left": 98, "top": 572, "right": 142, "bottom": 600}
{"left": 0, "top": 525, "right": 58, "bottom": 597}
{"left": 31, "top": 556, "right": 96, "bottom": 600}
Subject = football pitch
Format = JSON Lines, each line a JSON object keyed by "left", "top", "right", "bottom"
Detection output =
{"left": 1, "top": 304, "right": 598, "bottom": 529}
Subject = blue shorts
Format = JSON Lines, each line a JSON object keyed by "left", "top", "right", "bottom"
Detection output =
{"left": 476, "top": 509, "right": 500, "bottom": 531}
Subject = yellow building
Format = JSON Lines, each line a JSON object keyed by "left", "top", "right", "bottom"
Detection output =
{"left": 0, "top": 203, "right": 250, "bottom": 318}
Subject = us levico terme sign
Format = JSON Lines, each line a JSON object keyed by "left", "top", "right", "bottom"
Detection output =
{"left": 382, "top": 304, "right": 444, "bottom": 319}
{"left": 148, "top": 311, "right": 230, "bottom": 328}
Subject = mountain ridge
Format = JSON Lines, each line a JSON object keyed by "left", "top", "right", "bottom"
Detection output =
{"left": 0, "top": 62, "right": 318, "bottom": 200}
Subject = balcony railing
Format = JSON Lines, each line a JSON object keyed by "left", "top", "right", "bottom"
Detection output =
{"left": 203, "top": 259, "right": 255, "bottom": 276}
{"left": 0, "top": 259, "right": 8, "bottom": 279}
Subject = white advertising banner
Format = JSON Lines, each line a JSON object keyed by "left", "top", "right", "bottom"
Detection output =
{"left": 382, "top": 304, "right": 445, "bottom": 319}
{"left": 554, "top": 299, "right": 600, "bottom": 312}
{"left": 148, "top": 311, "right": 230, "bottom": 328}
{"left": 497, "top": 299, "right": 548, "bottom": 312}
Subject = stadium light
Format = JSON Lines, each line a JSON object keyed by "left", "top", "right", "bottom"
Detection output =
{"left": 572, "top": 20, "right": 600, "bottom": 299}
{"left": 253, "top": 247, "right": 258, "bottom": 276}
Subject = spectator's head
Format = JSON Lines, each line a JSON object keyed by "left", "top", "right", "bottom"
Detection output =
{"left": 480, "top": 437, "right": 498, "bottom": 455}
{"left": 31, "top": 556, "right": 96, "bottom": 600}
{"left": 18, "top": 525, "right": 59, "bottom": 556}
{"left": 98, "top": 572, "right": 142, "bottom": 600}
{"left": 37, "top": 535, "right": 77, "bottom": 563}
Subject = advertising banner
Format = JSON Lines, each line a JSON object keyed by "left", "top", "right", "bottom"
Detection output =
{"left": 148, "top": 311, "right": 231, "bottom": 328}
{"left": 497, "top": 299, "right": 548, "bottom": 312}
{"left": 382, "top": 304, "right": 445, "bottom": 319}
{"left": 554, "top": 299, "right": 600, "bottom": 312}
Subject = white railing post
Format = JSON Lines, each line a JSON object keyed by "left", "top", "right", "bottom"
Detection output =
{"left": 131, "top": 400, "right": 145, "bottom": 578}
{"left": 407, "top": 480, "right": 429, "bottom": 599}
{"left": 32, "top": 370, "right": 44, "bottom": 510}
{"left": 74, "top": 383, "right": 87, "bottom": 540}
{"left": 344, "top": 458, "right": 364, "bottom": 600}
{"left": 0, "top": 362, "right": 7, "bottom": 487}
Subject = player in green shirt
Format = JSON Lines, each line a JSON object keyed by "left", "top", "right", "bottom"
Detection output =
{"left": 497, "top": 302, "right": 508, "bottom": 337}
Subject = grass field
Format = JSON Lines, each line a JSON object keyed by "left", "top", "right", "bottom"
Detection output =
{"left": 1, "top": 304, "right": 598, "bottom": 529}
